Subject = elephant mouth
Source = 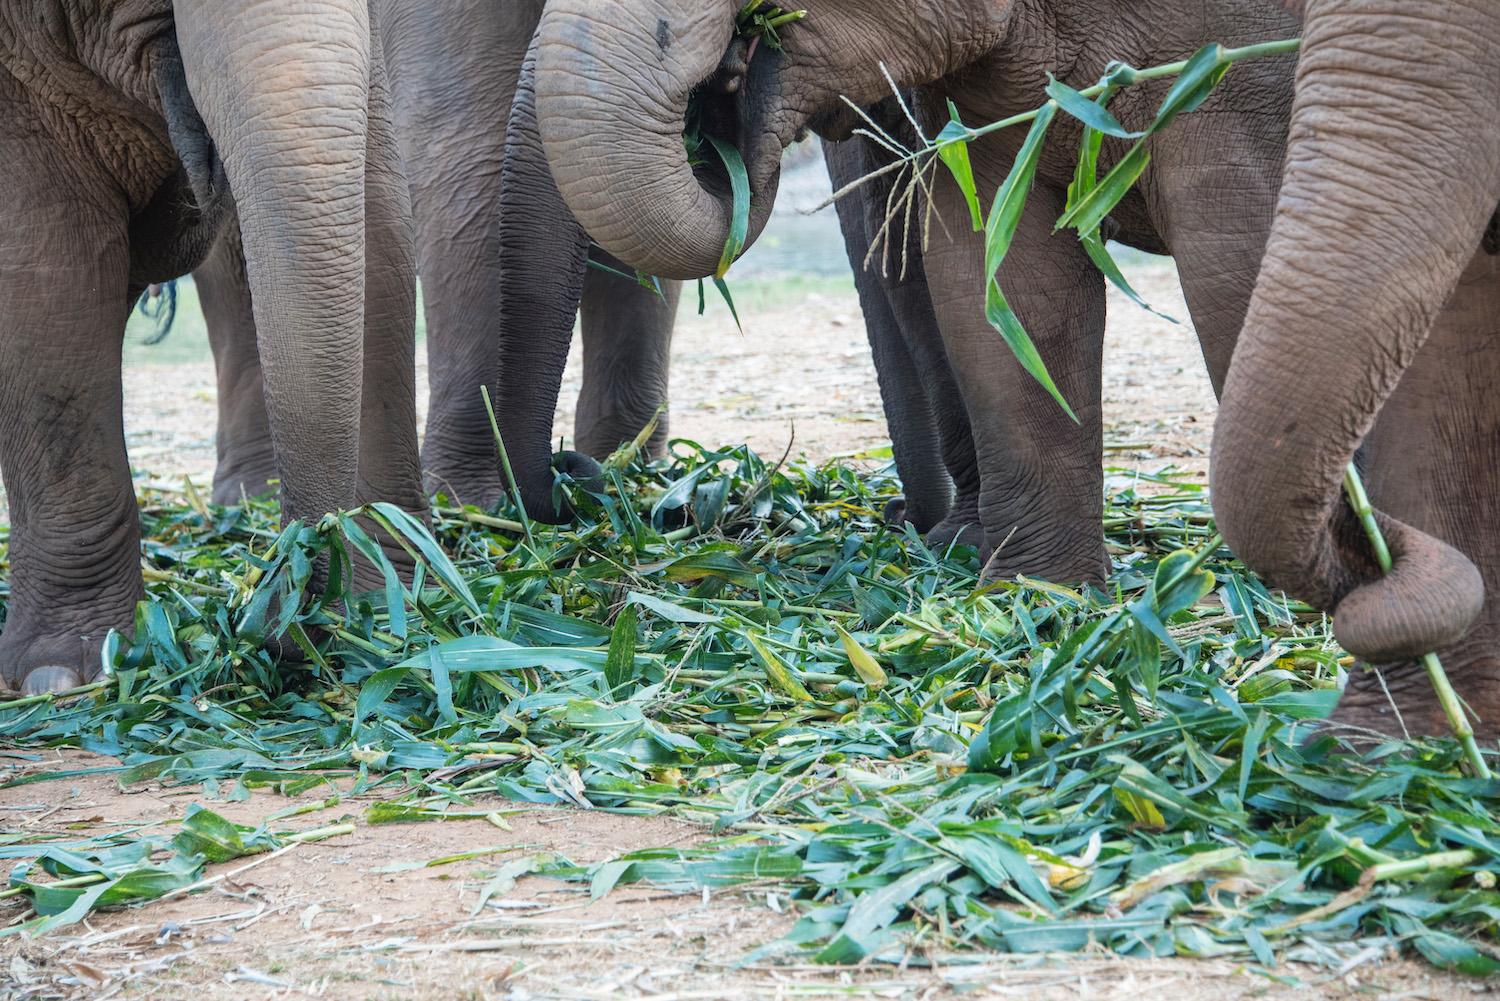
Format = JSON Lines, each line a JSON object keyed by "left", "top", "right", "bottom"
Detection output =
{"left": 679, "top": 37, "right": 786, "bottom": 268}
{"left": 535, "top": 2, "right": 787, "bottom": 280}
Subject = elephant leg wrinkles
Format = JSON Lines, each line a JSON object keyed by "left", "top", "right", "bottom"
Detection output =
{"left": 0, "top": 154, "right": 142, "bottom": 692}
{"left": 575, "top": 247, "right": 680, "bottom": 461}
{"left": 923, "top": 163, "right": 1108, "bottom": 584}
{"left": 1323, "top": 249, "right": 1500, "bottom": 742}
{"left": 196, "top": 215, "right": 279, "bottom": 506}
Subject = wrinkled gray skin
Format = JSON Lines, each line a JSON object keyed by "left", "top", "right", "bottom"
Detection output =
{"left": 197, "top": 0, "right": 682, "bottom": 513}
{"left": 1212, "top": 0, "right": 1500, "bottom": 740}
{"left": 0, "top": 0, "right": 427, "bottom": 694}
{"left": 824, "top": 103, "right": 982, "bottom": 549}
{"left": 535, "top": 0, "right": 1299, "bottom": 583}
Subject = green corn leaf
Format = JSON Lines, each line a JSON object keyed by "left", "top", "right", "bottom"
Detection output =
{"left": 1045, "top": 76, "right": 1139, "bottom": 138}
{"left": 985, "top": 279, "right": 1077, "bottom": 422}
{"left": 1053, "top": 142, "right": 1150, "bottom": 238}
{"left": 365, "top": 503, "right": 482, "bottom": 616}
{"left": 705, "top": 136, "right": 750, "bottom": 280}
{"left": 1081, "top": 233, "right": 1177, "bottom": 323}
{"left": 172, "top": 805, "right": 249, "bottom": 863}
{"left": 354, "top": 667, "right": 410, "bottom": 739}
{"left": 713, "top": 276, "right": 742, "bottom": 331}
{"left": 835, "top": 624, "right": 887, "bottom": 689}
{"left": 982, "top": 102, "right": 1057, "bottom": 279}
{"left": 604, "top": 604, "right": 638, "bottom": 695}
{"left": 1151, "top": 43, "right": 1234, "bottom": 129}
{"left": 936, "top": 103, "right": 983, "bottom": 231}
{"left": 746, "top": 633, "right": 813, "bottom": 701}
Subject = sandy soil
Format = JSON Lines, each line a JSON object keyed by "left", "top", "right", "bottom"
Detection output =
{"left": 2, "top": 749, "right": 1490, "bottom": 1001}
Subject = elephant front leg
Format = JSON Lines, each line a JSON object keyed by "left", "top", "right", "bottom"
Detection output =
{"left": 196, "top": 216, "right": 280, "bottom": 505}
{"left": 575, "top": 248, "right": 680, "bottom": 460}
{"left": 351, "top": 44, "right": 429, "bottom": 587}
{"left": 493, "top": 39, "right": 596, "bottom": 523}
{"left": 924, "top": 174, "right": 1108, "bottom": 584}
{"left": 0, "top": 171, "right": 142, "bottom": 693}
{"left": 1325, "top": 250, "right": 1500, "bottom": 743}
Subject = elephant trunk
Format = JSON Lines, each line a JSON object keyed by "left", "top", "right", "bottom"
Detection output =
{"left": 173, "top": 0, "right": 372, "bottom": 522}
{"left": 1210, "top": 0, "right": 1500, "bottom": 664}
{"left": 533, "top": 0, "right": 780, "bottom": 280}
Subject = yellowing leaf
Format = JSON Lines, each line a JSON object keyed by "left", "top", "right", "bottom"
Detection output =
{"left": 835, "top": 625, "right": 887, "bottom": 689}
{"left": 746, "top": 633, "right": 813, "bottom": 701}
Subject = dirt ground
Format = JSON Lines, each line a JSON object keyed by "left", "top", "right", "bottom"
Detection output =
{"left": 3, "top": 748, "right": 1493, "bottom": 1001}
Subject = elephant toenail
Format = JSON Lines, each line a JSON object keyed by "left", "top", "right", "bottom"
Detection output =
{"left": 21, "top": 666, "right": 84, "bottom": 696}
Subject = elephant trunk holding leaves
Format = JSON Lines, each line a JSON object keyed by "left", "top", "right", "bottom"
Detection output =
{"left": 1211, "top": 0, "right": 1500, "bottom": 740}
{"left": 0, "top": 0, "right": 426, "bottom": 694}
{"left": 531, "top": 0, "right": 1300, "bottom": 582}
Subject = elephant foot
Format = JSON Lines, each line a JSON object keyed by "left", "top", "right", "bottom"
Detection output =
{"left": 926, "top": 500, "right": 983, "bottom": 551}
{"left": 1322, "top": 657, "right": 1500, "bottom": 745}
{"left": 212, "top": 452, "right": 280, "bottom": 506}
{"left": 976, "top": 537, "right": 1110, "bottom": 589}
{"left": 0, "top": 627, "right": 113, "bottom": 695}
{"left": 1324, "top": 657, "right": 1500, "bottom": 745}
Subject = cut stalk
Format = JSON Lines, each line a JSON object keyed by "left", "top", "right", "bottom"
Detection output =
{"left": 1342, "top": 463, "right": 1491, "bottom": 778}
{"left": 480, "top": 385, "right": 540, "bottom": 560}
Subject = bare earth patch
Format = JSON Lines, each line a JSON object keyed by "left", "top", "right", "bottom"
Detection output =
{"left": 3, "top": 751, "right": 1492, "bottom": 1001}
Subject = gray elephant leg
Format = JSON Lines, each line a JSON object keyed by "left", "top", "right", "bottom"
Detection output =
{"left": 383, "top": 0, "right": 546, "bottom": 509}
{"left": 195, "top": 216, "right": 279, "bottom": 505}
{"left": 924, "top": 171, "right": 1107, "bottom": 584}
{"left": 825, "top": 138, "right": 951, "bottom": 535}
{"left": 826, "top": 129, "right": 982, "bottom": 548}
{"left": 1325, "top": 250, "right": 1500, "bottom": 741}
{"left": 354, "top": 18, "right": 427, "bottom": 530}
{"left": 1155, "top": 134, "right": 1289, "bottom": 396}
{"left": 494, "top": 39, "right": 599, "bottom": 522}
{"left": 575, "top": 248, "right": 680, "bottom": 460}
{"left": 0, "top": 160, "right": 141, "bottom": 692}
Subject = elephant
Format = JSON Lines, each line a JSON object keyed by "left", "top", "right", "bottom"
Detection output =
{"left": 525, "top": 0, "right": 1302, "bottom": 584}
{"left": 193, "top": 0, "right": 683, "bottom": 511}
{"left": 824, "top": 103, "right": 982, "bottom": 548}
{"left": 1211, "top": 0, "right": 1500, "bottom": 741}
{"left": 0, "top": 0, "right": 427, "bottom": 694}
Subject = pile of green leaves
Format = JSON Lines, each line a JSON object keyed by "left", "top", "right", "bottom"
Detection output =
{"left": 2, "top": 446, "right": 1499, "bottom": 976}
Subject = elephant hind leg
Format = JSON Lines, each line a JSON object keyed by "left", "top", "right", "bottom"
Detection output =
{"left": 0, "top": 160, "right": 141, "bottom": 692}
{"left": 574, "top": 246, "right": 680, "bottom": 461}
{"left": 197, "top": 215, "right": 280, "bottom": 505}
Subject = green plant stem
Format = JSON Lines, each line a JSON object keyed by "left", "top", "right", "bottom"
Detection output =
{"left": 0, "top": 872, "right": 103, "bottom": 901}
{"left": 1368, "top": 849, "right": 1478, "bottom": 883}
{"left": 434, "top": 507, "right": 528, "bottom": 535}
{"left": 282, "top": 822, "right": 355, "bottom": 844}
{"left": 0, "top": 681, "right": 111, "bottom": 713}
{"left": 1342, "top": 463, "right": 1491, "bottom": 779}
{"left": 937, "top": 39, "right": 1302, "bottom": 153}
{"left": 480, "top": 385, "right": 540, "bottom": 560}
